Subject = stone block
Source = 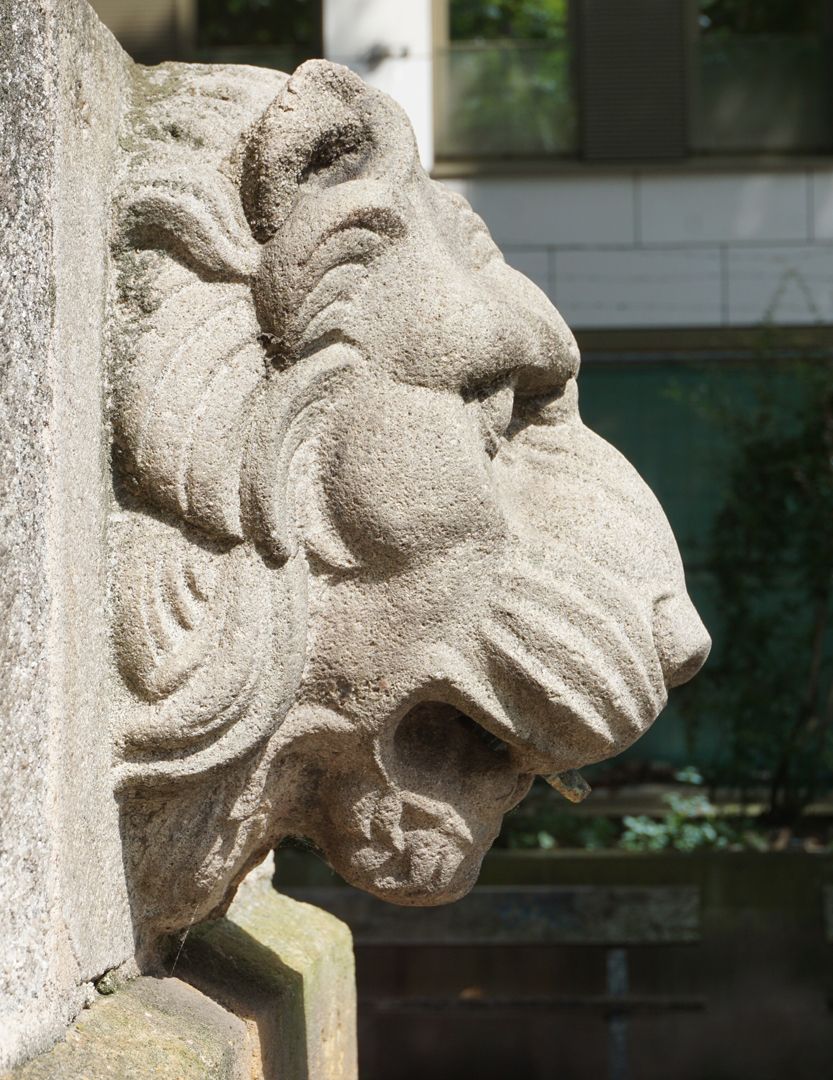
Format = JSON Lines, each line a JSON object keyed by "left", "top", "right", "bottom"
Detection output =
{"left": 180, "top": 877, "right": 358, "bottom": 1080}
{"left": 4, "top": 978, "right": 251, "bottom": 1080}
{"left": 5, "top": 869, "right": 357, "bottom": 1080}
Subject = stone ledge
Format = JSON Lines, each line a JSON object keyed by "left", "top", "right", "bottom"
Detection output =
{"left": 6, "top": 876, "right": 357, "bottom": 1080}
{"left": 180, "top": 876, "right": 357, "bottom": 1080}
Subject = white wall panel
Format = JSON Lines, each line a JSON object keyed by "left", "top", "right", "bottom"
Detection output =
{"left": 502, "top": 248, "right": 552, "bottom": 297}
{"left": 639, "top": 172, "right": 809, "bottom": 244}
{"left": 727, "top": 245, "right": 833, "bottom": 326}
{"left": 555, "top": 247, "right": 722, "bottom": 328}
{"left": 811, "top": 169, "right": 833, "bottom": 240}
{"left": 442, "top": 176, "right": 636, "bottom": 247}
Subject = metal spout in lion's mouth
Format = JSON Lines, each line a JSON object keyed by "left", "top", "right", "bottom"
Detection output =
{"left": 544, "top": 769, "right": 592, "bottom": 803}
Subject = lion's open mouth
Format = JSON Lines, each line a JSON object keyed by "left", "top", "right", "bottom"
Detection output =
{"left": 395, "top": 701, "right": 510, "bottom": 763}
{"left": 390, "top": 701, "right": 530, "bottom": 819}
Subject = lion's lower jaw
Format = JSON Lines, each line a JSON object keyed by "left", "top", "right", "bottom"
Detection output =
{"left": 323, "top": 822, "right": 498, "bottom": 908}
{"left": 336, "top": 849, "right": 483, "bottom": 907}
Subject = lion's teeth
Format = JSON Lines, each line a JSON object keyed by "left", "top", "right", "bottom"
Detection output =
{"left": 544, "top": 769, "right": 591, "bottom": 803}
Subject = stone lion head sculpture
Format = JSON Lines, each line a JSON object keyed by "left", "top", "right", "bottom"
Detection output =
{"left": 110, "top": 59, "right": 709, "bottom": 942}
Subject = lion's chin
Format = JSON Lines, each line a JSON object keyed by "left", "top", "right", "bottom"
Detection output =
{"left": 319, "top": 774, "right": 526, "bottom": 906}
{"left": 327, "top": 828, "right": 490, "bottom": 907}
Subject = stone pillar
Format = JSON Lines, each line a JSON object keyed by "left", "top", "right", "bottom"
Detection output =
{"left": 322, "top": 0, "right": 435, "bottom": 168}
{"left": 1, "top": 0, "right": 135, "bottom": 1068}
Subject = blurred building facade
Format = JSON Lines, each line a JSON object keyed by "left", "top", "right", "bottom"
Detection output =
{"left": 438, "top": 0, "right": 833, "bottom": 333}
{"left": 90, "top": 0, "right": 197, "bottom": 62}
{"left": 91, "top": 0, "right": 833, "bottom": 332}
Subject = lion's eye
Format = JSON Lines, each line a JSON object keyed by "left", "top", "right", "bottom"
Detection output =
{"left": 465, "top": 377, "right": 515, "bottom": 458}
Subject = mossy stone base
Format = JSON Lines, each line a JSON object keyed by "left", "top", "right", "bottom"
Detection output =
{"left": 7, "top": 876, "right": 357, "bottom": 1080}
{"left": 4, "top": 977, "right": 250, "bottom": 1079}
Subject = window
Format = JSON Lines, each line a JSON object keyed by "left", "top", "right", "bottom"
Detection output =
{"left": 435, "top": 0, "right": 833, "bottom": 163}
{"left": 692, "top": 0, "right": 833, "bottom": 154}
{"left": 435, "top": 0, "right": 577, "bottom": 161}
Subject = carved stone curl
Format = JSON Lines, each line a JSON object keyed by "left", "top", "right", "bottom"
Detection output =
{"left": 109, "top": 59, "right": 710, "bottom": 944}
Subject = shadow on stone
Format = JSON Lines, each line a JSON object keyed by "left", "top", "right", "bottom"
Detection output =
{"left": 178, "top": 921, "right": 308, "bottom": 1080}
{"left": 177, "top": 878, "right": 356, "bottom": 1080}
{"left": 5, "top": 877, "right": 356, "bottom": 1080}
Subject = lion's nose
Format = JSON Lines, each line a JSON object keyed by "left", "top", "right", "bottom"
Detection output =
{"left": 652, "top": 592, "right": 711, "bottom": 689}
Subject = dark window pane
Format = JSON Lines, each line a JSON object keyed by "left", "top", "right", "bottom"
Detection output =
{"left": 577, "top": 0, "right": 688, "bottom": 161}
{"left": 699, "top": 0, "right": 824, "bottom": 36}
{"left": 692, "top": 0, "right": 833, "bottom": 153}
{"left": 197, "top": 0, "right": 321, "bottom": 68}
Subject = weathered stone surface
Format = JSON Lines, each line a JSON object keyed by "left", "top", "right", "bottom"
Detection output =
{"left": 180, "top": 870, "right": 358, "bottom": 1080}
{"left": 0, "top": 0, "right": 134, "bottom": 1068}
{"left": 4, "top": 977, "right": 251, "bottom": 1080}
{"left": 110, "top": 56, "right": 710, "bottom": 942}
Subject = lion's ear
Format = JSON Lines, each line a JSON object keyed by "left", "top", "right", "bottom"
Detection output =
{"left": 241, "top": 59, "right": 417, "bottom": 242}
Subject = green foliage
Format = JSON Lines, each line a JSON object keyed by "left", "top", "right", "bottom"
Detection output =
{"left": 679, "top": 349, "right": 833, "bottom": 822}
{"left": 198, "top": 0, "right": 321, "bottom": 51}
{"left": 498, "top": 771, "right": 771, "bottom": 853}
{"left": 620, "top": 770, "right": 767, "bottom": 853}
{"left": 501, "top": 809, "right": 619, "bottom": 852}
{"left": 450, "top": 0, "right": 569, "bottom": 42}
{"left": 497, "top": 779, "right": 617, "bottom": 850}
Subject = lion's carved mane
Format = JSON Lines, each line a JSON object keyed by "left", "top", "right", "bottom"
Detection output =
{"left": 112, "top": 62, "right": 376, "bottom": 785}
